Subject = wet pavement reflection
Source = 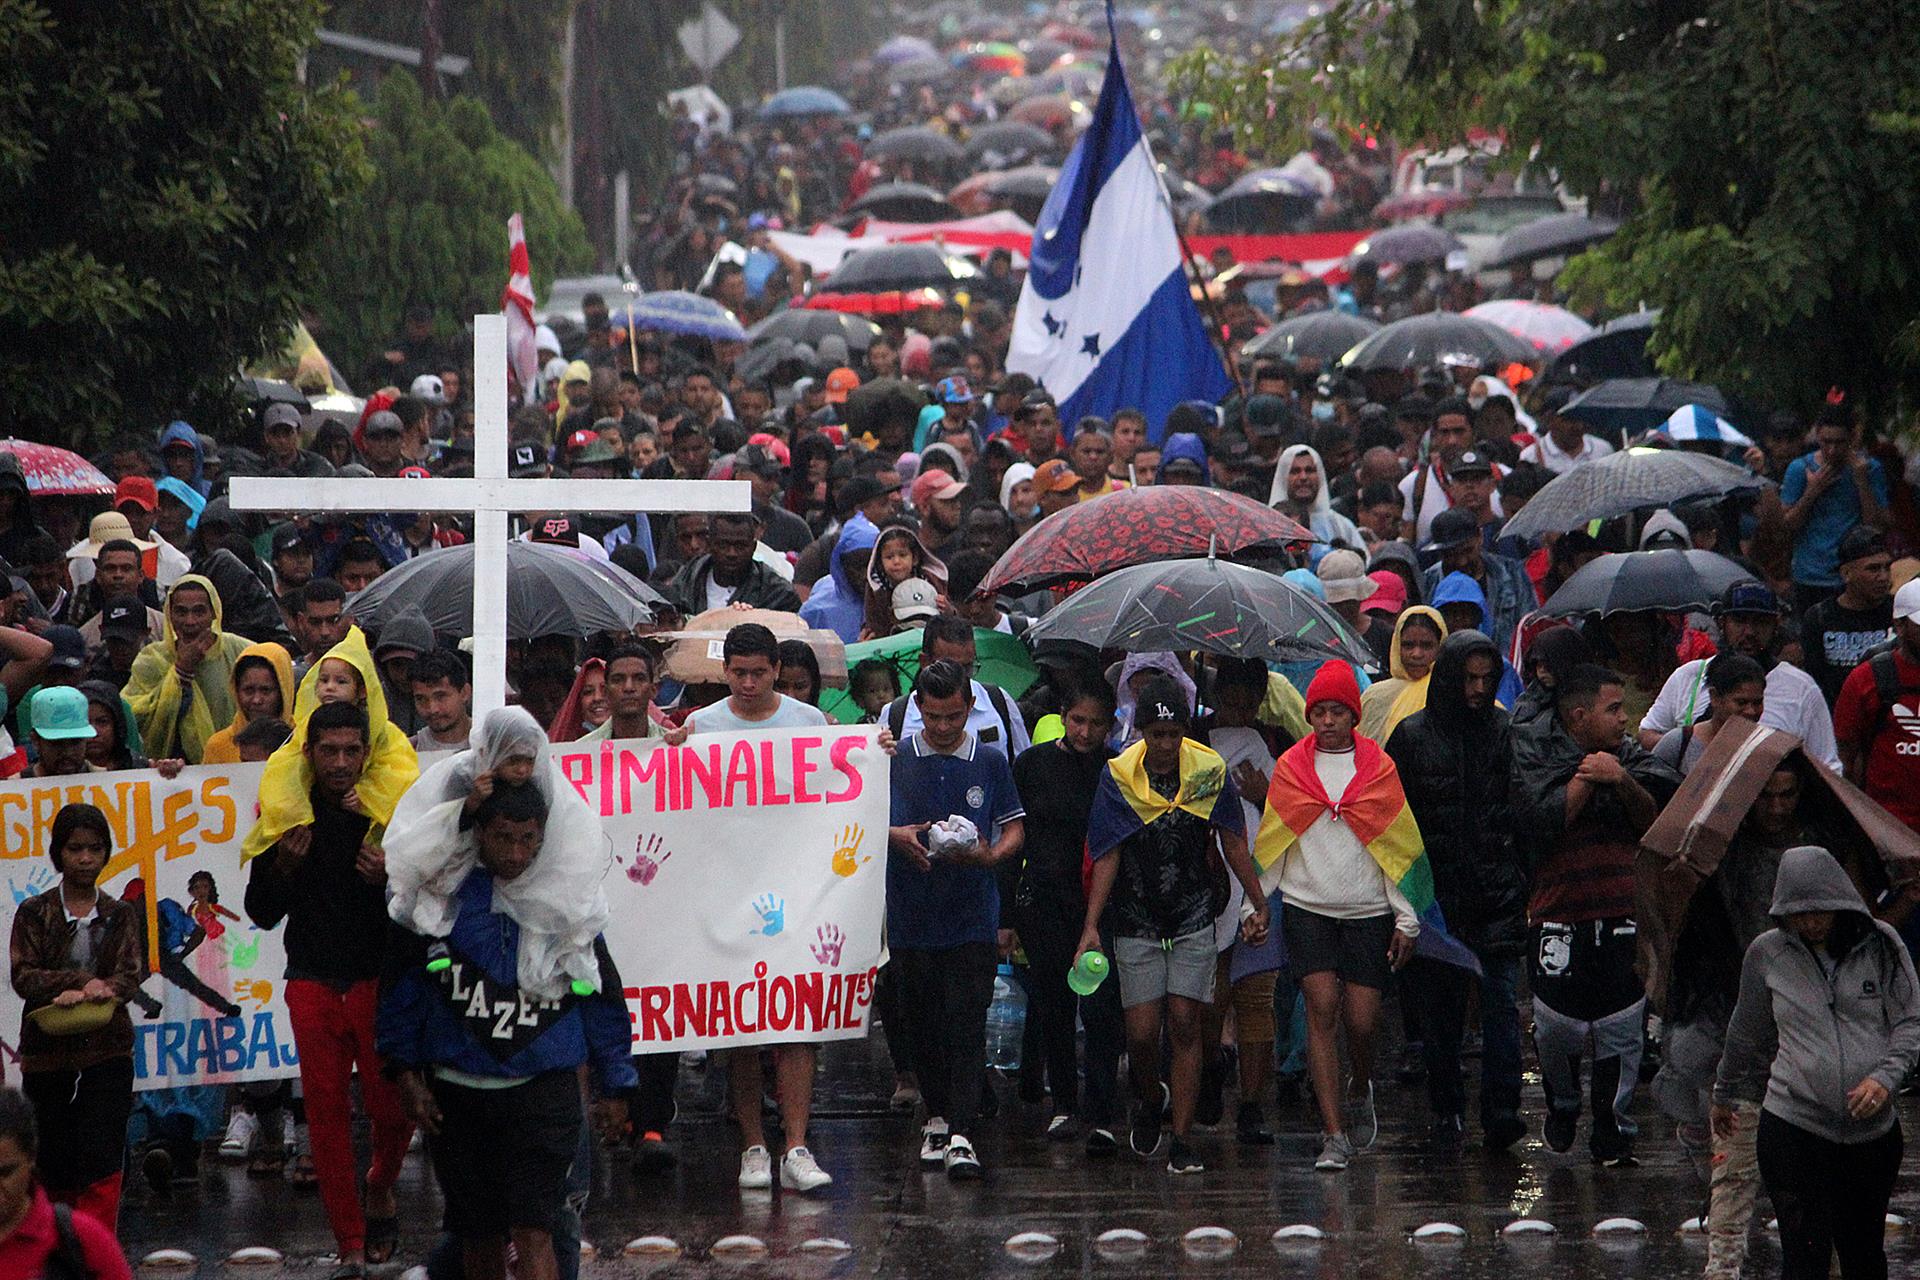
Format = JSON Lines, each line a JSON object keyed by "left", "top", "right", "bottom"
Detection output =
{"left": 122, "top": 1030, "right": 1920, "bottom": 1278}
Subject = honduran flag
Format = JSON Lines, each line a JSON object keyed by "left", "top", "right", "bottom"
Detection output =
{"left": 1253, "top": 735, "right": 1481, "bottom": 974}
{"left": 1086, "top": 739, "right": 1245, "bottom": 861}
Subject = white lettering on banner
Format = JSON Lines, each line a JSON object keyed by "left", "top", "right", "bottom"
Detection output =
{"left": 554, "top": 727, "right": 890, "bottom": 1054}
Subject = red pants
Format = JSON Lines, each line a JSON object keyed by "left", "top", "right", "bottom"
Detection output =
{"left": 285, "top": 979, "right": 413, "bottom": 1255}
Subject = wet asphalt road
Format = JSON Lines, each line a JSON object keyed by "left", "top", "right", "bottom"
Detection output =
{"left": 121, "top": 1022, "right": 1920, "bottom": 1278}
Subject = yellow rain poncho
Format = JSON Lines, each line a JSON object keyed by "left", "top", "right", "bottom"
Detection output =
{"left": 199, "top": 641, "right": 296, "bottom": 765}
{"left": 1357, "top": 606, "right": 1447, "bottom": 743}
{"left": 554, "top": 359, "right": 593, "bottom": 426}
{"left": 241, "top": 625, "right": 420, "bottom": 862}
{"left": 123, "top": 575, "right": 253, "bottom": 764}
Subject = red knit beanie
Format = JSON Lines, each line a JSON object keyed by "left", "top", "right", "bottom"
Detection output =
{"left": 1304, "top": 660, "right": 1362, "bottom": 722}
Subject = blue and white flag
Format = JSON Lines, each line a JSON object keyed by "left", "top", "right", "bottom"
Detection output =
{"left": 1005, "top": 18, "right": 1230, "bottom": 442}
{"left": 1660, "top": 403, "right": 1752, "bottom": 448}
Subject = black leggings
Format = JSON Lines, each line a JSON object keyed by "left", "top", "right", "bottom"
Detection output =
{"left": 1757, "top": 1109, "right": 1902, "bottom": 1280}
{"left": 24, "top": 1057, "right": 135, "bottom": 1192}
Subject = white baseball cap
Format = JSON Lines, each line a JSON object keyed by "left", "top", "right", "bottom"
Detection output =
{"left": 892, "top": 577, "right": 941, "bottom": 623}
{"left": 1895, "top": 578, "right": 1920, "bottom": 623}
{"left": 410, "top": 373, "right": 446, "bottom": 405}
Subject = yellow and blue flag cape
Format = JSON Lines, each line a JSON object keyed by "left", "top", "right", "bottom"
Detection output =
{"left": 1087, "top": 739, "right": 1244, "bottom": 859}
{"left": 1254, "top": 734, "right": 1478, "bottom": 973}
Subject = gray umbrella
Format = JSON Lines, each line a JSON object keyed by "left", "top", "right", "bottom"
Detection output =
{"left": 1541, "top": 549, "right": 1753, "bottom": 618}
{"left": 864, "top": 128, "right": 965, "bottom": 166}
{"left": 1348, "top": 223, "right": 1467, "bottom": 267}
{"left": 1242, "top": 310, "right": 1381, "bottom": 363}
{"left": 1501, "top": 446, "right": 1772, "bottom": 541}
{"left": 346, "top": 540, "right": 661, "bottom": 639}
{"left": 1489, "top": 212, "right": 1620, "bottom": 268}
{"left": 1024, "top": 556, "right": 1373, "bottom": 666}
{"left": 1339, "top": 311, "right": 1540, "bottom": 373}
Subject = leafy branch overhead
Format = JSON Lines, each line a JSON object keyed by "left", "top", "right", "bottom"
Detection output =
{"left": 1171, "top": 0, "right": 1920, "bottom": 417}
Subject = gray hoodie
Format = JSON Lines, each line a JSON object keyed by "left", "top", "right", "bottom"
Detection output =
{"left": 1714, "top": 846, "right": 1920, "bottom": 1143}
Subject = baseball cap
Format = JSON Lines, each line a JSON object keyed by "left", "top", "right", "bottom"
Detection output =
{"left": 736, "top": 444, "right": 787, "bottom": 477}
{"left": 1896, "top": 579, "right": 1920, "bottom": 623}
{"left": 262, "top": 403, "right": 302, "bottom": 433}
{"left": 936, "top": 375, "right": 975, "bottom": 405}
{"left": 1421, "top": 506, "right": 1480, "bottom": 553}
{"left": 410, "top": 373, "right": 447, "bottom": 404}
{"left": 510, "top": 442, "right": 546, "bottom": 478}
{"left": 397, "top": 465, "right": 434, "bottom": 480}
{"left": 363, "top": 410, "right": 403, "bottom": 438}
{"left": 30, "top": 686, "right": 94, "bottom": 741}
{"left": 891, "top": 578, "right": 941, "bottom": 623}
{"left": 1032, "top": 459, "right": 1080, "bottom": 493}
{"left": 44, "top": 626, "right": 86, "bottom": 671}
{"left": 100, "top": 595, "right": 147, "bottom": 639}
{"left": 1243, "top": 394, "right": 1293, "bottom": 438}
{"left": 824, "top": 367, "right": 861, "bottom": 405}
{"left": 1839, "top": 525, "right": 1889, "bottom": 566}
{"left": 1136, "top": 683, "right": 1192, "bottom": 729}
{"left": 529, "top": 514, "right": 579, "bottom": 546}
{"left": 1159, "top": 455, "right": 1205, "bottom": 480}
{"left": 840, "top": 476, "right": 887, "bottom": 511}
{"left": 989, "top": 372, "right": 1037, "bottom": 398}
{"left": 114, "top": 476, "right": 158, "bottom": 513}
{"left": 573, "top": 440, "right": 618, "bottom": 466}
{"left": 911, "top": 470, "right": 967, "bottom": 508}
{"left": 1362, "top": 570, "right": 1408, "bottom": 616}
{"left": 1716, "top": 580, "right": 1784, "bottom": 618}
{"left": 1638, "top": 510, "right": 1692, "bottom": 551}
{"left": 1448, "top": 448, "right": 1494, "bottom": 479}
{"left": 564, "top": 428, "right": 600, "bottom": 454}
{"left": 271, "top": 525, "right": 311, "bottom": 558}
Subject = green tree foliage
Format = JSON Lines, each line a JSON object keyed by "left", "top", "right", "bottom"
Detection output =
{"left": 1172, "top": 0, "right": 1920, "bottom": 417}
{"left": 306, "top": 74, "right": 591, "bottom": 384}
{"left": 0, "top": 0, "right": 367, "bottom": 447}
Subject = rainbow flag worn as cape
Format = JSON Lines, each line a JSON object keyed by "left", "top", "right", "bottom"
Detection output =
{"left": 1087, "top": 739, "right": 1245, "bottom": 860}
{"left": 1253, "top": 734, "right": 1480, "bottom": 974}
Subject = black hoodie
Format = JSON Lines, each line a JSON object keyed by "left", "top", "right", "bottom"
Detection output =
{"left": 0, "top": 452, "right": 41, "bottom": 566}
{"left": 1385, "top": 630, "right": 1528, "bottom": 955}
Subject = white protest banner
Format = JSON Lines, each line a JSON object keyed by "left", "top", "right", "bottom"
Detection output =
{"left": 551, "top": 726, "right": 889, "bottom": 1054}
{"left": 0, "top": 762, "right": 301, "bottom": 1090}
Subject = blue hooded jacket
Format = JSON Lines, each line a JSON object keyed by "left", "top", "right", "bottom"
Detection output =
{"left": 1430, "top": 571, "right": 1525, "bottom": 708}
{"left": 376, "top": 870, "right": 639, "bottom": 1093}
{"left": 1156, "top": 432, "right": 1212, "bottom": 485}
{"left": 158, "top": 421, "right": 210, "bottom": 496}
{"left": 800, "top": 513, "right": 879, "bottom": 642}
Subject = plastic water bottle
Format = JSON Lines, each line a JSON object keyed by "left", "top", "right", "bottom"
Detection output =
{"left": 985, "top": 963, "right": 1026, "bottom": 1071}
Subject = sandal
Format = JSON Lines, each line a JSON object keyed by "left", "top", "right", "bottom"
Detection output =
{"left": 288, "top": 1151, "right": 318, "bottom": 1189}
{"left": 247, "top": 1150, "right": 284, "bottom": 1178}
{"left": 363, "top": 1212, "right": 400, "bottom": 1265}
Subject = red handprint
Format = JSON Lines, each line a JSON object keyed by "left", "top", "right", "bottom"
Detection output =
{"left": 627, "top": 834, "right": 673, "bottom": 886}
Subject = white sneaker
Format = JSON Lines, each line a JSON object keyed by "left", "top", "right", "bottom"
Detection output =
{"left": 943, "top": 1134, "right": 982, "bottom": 1180}
{"left": 281, "top": 1113, "right": 296, "bottom": 1152}
{"left": 219, "top": 1110, "right": 258, "bottom": 1159}
{"left": 737, "top": 1144, "right": 773, "bottom": 1189}
{"left": 919, "top": 1118, "right": 950, "bottom": 1166}
{"left": 780, "top": 1145, "right": 833, "bottom": 1192}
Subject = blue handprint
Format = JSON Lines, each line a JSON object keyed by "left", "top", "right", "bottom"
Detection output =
{"left": 750, "top": 893, "right": 786, "bottom": 938}
{"left": 9, "top": 868, "right": 53, "bottom": 905}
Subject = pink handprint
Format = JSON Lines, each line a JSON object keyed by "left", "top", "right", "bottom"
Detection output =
{"left": 627, "top": 833, "right": 673, "bottom": 886}
{"left": 810, "top": 924, "right": 845, "bottom": 967}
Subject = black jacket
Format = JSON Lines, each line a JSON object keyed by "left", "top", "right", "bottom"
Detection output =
{"left": 244, "top": 793, "right": 390, "bottom": 983}
{"left": 1385, "top": 630, "right": 1528, "bottom": 955}
{"left": 664, "top": 554, "right": 801, "bottom": 618}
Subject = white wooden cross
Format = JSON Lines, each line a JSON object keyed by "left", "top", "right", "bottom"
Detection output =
{"left": 230, "top": 314, "right": 749, "bottom": 719}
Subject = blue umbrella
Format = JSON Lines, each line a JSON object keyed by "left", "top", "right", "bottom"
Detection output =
{"left": 759, "top": 86, "right": 851, "bottom": 119}
{"left": 874, "top": 34, "right": 938, "bottom": 64}
{"left": 619, "top": 292, "right": 746, "bottom": 343}
{"left": 1658, "top": 404, "right": 1752, "bottom": 448}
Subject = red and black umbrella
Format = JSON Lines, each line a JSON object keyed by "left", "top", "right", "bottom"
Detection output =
{"left": 0, "top": 439, "right": 114, "bottom": 497}
{"left": 980, "top": 486, "right": 1314, "bottom": 596}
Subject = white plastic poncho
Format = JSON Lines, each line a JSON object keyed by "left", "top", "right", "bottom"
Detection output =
{"left": 384, "top": 707, "right": 612, "bottom": 1000}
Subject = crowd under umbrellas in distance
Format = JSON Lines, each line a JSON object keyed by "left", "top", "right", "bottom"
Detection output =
{"left": 6, "top": 2, "right": 1920, "bottom": 1279}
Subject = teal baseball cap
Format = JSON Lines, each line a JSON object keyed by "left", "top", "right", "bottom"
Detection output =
{"left": 30, "top": 686, "right": 96, "bottom": 741}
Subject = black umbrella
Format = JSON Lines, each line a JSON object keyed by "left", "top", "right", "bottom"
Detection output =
{"left": 844, "top": 377, "right": 930, "bottom": 440}
{"left": 864, "top": 127, "right": 965, "bottom": 166}
{"left": 887, "top": 54, "right": 952, "bottom": 85}
{"left": 1338, "top": 311, "right": 1541, "bottom": 373}
{"left": 1024, "top": 555, "right": 1373, "bottom": 665}
{"left": 964, "top": 120, "right": 1057, "bottom": 165}
{"left": 1242, "top": 310, "right": 1382, "bottom": 363}
{"left": 846, "top": 182, "right": 960, "bottom": 222}
{"left": 744, "top": 308, "right": 883, "bottom": 350}
{"left": 818, "top": 242, "right": 978, "bottom": 293}
{"left": 1547, "top": 311, "right": 1658, "bottom": 384}
{"left": 346, "top": 541, "right": 661, "bottom": 639}
{"left": 735, "top": 338, "right": 818, "bottom": 386}
{"left": 1348, "top": 224, "right": 1466, "bottom": 267}
{"left": 1158, "top": 167, "right": 1214, "bottom": 217}
{"left": 1489, "top": 212, "right": 1620, "bottom": 268}
{"left": 1562, "top": 377, "right": 1729, "bottom": 437}
{"left": 1541, "top": 549, "right": 1754, "bottom": 618}
{"left": 1500, "top": 447, "right": 1773, "bottom": 541}
{"left": 1202, "top": 169, "right": 1319, "bottom": 233}
{"left": 235, "top": 377, "right": 310, "bottom": 410}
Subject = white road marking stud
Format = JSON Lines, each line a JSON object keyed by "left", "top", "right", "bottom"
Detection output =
{"left": 1272, "top": 1224, "right": 1327, "bottom": 1243}
{"left": 1093, "top": 1228, "right": 1150, "bottom": 1257}
{"left": 1678, "top": 1217, "right": 1706, "bottom": 1235}
{"left": 799, "top": 1238, "right": 854, "bottom": 1254}
{"left": 1593, "top": 1218, "right": 1646, "bottom": 1236}
{"left": 225, "top": 1247, "right": 283, "bottom": 1265}
{"left": 1412, "top": 1222, "right": 1467, "bottom": 1241}
{"left": 578, "top": 1242, "right": 596, "bottom": 1259}
{"left": 1182, "top": 1226, "right": 1239, "bottom": 1258}
{"left": 1502, "top": 1218, "right": 1556, "bottom": 1237}
{"left": 1005, "top": 1231, "right": 1062, "bottom": 1262}
{"left": 1888, "top": 1214, "right": 1910, "bottom": 1230}
{"left": 1766, "top": 1218, "right": 1780, "bottom": 1232}
{"left": 140, "top": 1250, "right": 196, "bottom": 1268}
{"left": 710, "top": 1235, "right": 768, "bottom": 1256}
{"left": 623, "top": 1236, "right": 682, "bottom": 1256}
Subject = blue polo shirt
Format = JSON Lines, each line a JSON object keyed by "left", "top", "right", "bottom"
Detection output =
{"left": 1781, "top": 454, "right": 1888, "bottom": 587}
{"left": 888, "top": 731, "right": 1025, "bottom": 950}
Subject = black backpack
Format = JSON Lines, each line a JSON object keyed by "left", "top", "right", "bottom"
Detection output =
{"left": 1867, "top": 649, "right": 1920, "bottom": 740}
{"left": 42, "top": 1203, "right": 93, "bottom": 1280}
{"left": 886, "top": 684, "right": 1017, "bottom": 752}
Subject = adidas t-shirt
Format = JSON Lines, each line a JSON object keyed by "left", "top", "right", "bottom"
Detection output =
{"left": 1833, "top": 648, "right": 1920, "bottom": 832}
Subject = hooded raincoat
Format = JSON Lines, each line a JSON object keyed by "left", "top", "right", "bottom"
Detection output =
{"left": 199, "top": 641, "right": 296, "bottom": 765}
{"left": 1268, "top": 444, "right": 1363, "bottom": 565}
{"left": 123, "top": 575, "right": 254, "bottom": 763}
{"left": 1156, "top": 433, "right": 1212, "bottom": 485}
{"left": 1358, "top": 606, "right": 1447, "bottom": 743}
{"left": 799, "top": 513, "right": 879, "bottom": 642}
{"left": 157, "top": 422, "right": 210, "bottom": 497}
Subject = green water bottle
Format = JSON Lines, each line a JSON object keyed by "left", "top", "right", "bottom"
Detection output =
{"left": 1068, "top": 950, "right": 1109, "bottom": 996}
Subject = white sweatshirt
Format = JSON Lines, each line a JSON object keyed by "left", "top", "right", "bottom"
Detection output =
{"left": 1268, "top": 745, "right": 1419, "bottom": 935}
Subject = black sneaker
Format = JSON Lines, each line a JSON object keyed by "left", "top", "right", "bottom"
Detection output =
{"left": 1195, "top": 1061, "right": 1226, "bottom": 1127}
{"left": 1236, "top": 1101, "right": 1274, "bottom": 1146}
{"left": 1166, "top": 1138, "right": 1205, "bottom": 1174}
{"left": 1429, "top": 1114, "right": 1465, "bottom": 1145}
{"left": 1130, "top": 1109, "right": 1163, "bottom": 1158}
{"left": 1484, "top": 1114, "right": 1527, "bottom": 1153}
{"left": 1085, "top": 1127, "right": 1118, "bottom": 1157}
{"left": 142, "top": 1146, "right": 173, "bottom": 1194}
{"left": 1543, "top": 1109, "right": 1577, "bottom": 1154}
{"left": 633, "top": 1132, "right": 677, "bottom": 1176}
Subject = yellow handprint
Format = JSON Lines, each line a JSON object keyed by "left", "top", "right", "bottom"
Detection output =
{"left": 830, "top": 823, "right": 869, "bottom": 877}
{"left": 233, "top": 979, "right": 274, "bottom": 1008}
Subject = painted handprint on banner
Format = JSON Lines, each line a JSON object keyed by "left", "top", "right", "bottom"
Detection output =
{"left": 229, "top": 933, "right": 261, "bottom": 970}
{"left": 8, "top": 868, "right": 53, "bottom": 905}
{"left": 810, "top": 924, "right": 845, "bottom": 967}
{"left": 829, "top": 824, "right": 869, "bottom": 877}
{"left": 750, "top": 893, "right": 786, "bottom": 937}
{"left": 627, "top": 833, "right": 674, "bottom": 886}
{"left": 233, "top": 978, "right": 274, "bottom": 1009}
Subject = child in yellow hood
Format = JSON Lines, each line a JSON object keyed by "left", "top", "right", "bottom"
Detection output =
{"left": 242, "top": 626, "right": 419, "bottom": 861}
